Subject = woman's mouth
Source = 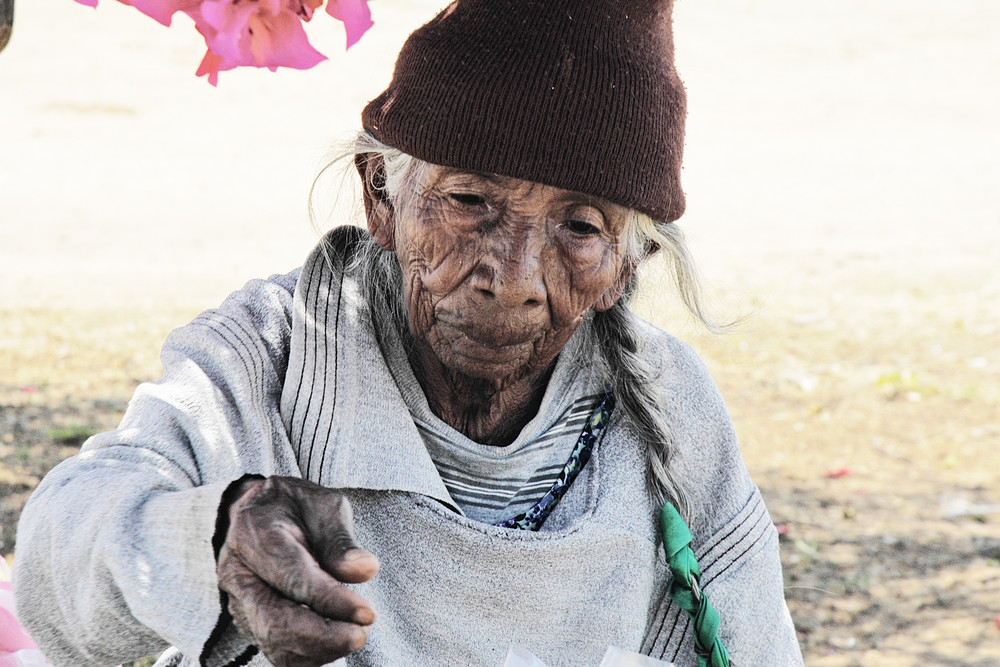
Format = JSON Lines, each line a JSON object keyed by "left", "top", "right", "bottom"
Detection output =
{"left": 434, "top": 321, "right": 538, "bottom": 367}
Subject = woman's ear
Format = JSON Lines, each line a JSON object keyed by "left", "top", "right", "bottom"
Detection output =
{"left": 355, "top": 153, "right": 395, "bottom": 251}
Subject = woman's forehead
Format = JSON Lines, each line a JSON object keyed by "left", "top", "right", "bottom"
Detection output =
{"left": 410, "top": 160, "right": 629, "bottom": 213}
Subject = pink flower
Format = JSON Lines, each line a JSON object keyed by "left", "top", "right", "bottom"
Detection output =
{"left": 326, "top": 0, "right": 372, "bottom": 49}
{"left": 128, "top": 0, "right": 200, "bottom": 27}
{"left": 290, "top": 0, "right": 324, "bottom": 21}
{"left": 197, "top": 0, "right": 265, "bottom": 64}
{"left": 192, "top": 0, "right": 326, "bottom": 85}
{"left": 71, "top": 0, "right": 374, "bottom": 84}
{"left": 247, "top": 9, "right": 326, "bottom": 69}
{"left": 0, "top": 582, "right": 38, "bottom": 655}
{"left": 71, "top": 0, "right": 197, "bottom": 26}
{"left": 194, "top": 49, "right": 226, "bottom": 86}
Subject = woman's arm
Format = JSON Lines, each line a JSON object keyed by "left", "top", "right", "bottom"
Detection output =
{"left": 641, "top": 332, "right": 803, "bottom": 665}
{"left": 13, "top": 270, "right": 299, "bottom": 666}
{"left": 698, "top": 487, "right": 801, "bottom": 664}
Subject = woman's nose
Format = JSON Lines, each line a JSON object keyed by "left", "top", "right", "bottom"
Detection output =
{"left": 471, "top": 231, "right": 546, "bottom": 309}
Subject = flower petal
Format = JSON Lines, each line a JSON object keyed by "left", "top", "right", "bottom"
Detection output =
{"left": 199, "top": 0, "right": 258, "bottom": 64}
{"left": 289, "top": 0, "right": 324, "bottom": 22}
{"left": 126, "top": 0, "right": 197, "bottom": 27}
{"left": 248, "top": 10, "right": 326, "bottom": 69}
{"left": 262, "top": 0, "right": 282, "bottom": 18}
{"left": 195, "top": 49, "right": 225, "bottom": 86}
{"left": 326, "top": 0, "right": 373, "bottom": 49}
{"left": 72, "top": 0, "right": 99, "bottom": 8}
{"left": 0, "top": 582, "right": 39, "bottom": 653}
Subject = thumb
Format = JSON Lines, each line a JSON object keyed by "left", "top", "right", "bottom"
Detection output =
{"left": 295, "top": 483, "right": 380, "bottom": 584}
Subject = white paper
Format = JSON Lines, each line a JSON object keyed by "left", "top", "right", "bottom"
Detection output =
{"left": 599, "top": 646, "right": 676, "bottom": 667}
{"left": 503, "top": 645, "right": 550, "bottom": 667}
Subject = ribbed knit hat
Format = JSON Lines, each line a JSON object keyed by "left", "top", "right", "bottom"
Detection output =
{"left": 362, "top": 0, "right": 687, "bottom": 222}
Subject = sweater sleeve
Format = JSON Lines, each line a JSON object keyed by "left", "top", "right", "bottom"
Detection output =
{"left": 13, "top": 269, "right": 301, "bottom": 667}
{"left": 696, "top": 487, "right": 802, "bottom": 665}
{"left": 641, "top": 333, "right": 803, "bottom": 666}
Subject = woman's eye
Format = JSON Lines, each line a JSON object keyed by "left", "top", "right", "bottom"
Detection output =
{"left": 565, "top": 219, "right": 600, "bottom": 236}
{"left": 449, "top": 193, "right": 486, "bottom": 206}
{"left": 562, "top": 204, "right": 605, "bottom": 237}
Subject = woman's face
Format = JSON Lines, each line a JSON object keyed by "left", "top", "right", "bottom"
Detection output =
{"left": 368, "top": 159, "right": 634, "bottom": 387}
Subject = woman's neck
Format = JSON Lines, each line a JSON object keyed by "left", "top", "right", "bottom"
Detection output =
{"left": 408, "top": 342, "right": 551, "bottom": 446}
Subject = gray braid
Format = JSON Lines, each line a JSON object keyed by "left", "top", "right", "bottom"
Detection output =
{"left": 592, "top": 283, "right": 692, "bottom": 519}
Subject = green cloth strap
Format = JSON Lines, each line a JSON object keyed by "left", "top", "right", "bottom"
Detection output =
{"left": 660, "top": 503, "right": 732, "bottom": 667}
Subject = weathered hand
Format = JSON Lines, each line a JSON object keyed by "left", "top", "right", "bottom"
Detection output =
{"left": 217, "top": 476, "right": 380, "bottom": 667}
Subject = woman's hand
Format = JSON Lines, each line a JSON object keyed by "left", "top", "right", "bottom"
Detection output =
{"left": 217, "top": 476, "right": 380, "bottom": 667}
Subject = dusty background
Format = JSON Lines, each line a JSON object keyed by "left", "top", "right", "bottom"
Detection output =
{"left": 1, "top": 0, "right": 999, "bottom": 665}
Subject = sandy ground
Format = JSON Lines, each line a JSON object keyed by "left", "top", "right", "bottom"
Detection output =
{"left": 2, "top": 1, "right": 1000, "bottom": 664}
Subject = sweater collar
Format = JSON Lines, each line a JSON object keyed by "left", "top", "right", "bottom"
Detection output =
{"left": 282, "top": 233, "right": 453, "bottom": 506}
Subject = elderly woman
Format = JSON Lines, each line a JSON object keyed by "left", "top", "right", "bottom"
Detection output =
{"left": 14, "top": 0, "right": 802, "bottom": 665}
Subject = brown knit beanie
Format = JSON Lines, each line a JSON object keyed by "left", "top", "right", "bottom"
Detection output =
{"left": 362, "top": 0, "right": 686, "bottom": 222}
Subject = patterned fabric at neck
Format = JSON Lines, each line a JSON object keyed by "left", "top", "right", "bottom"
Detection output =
{"left": 498, "top": 391, "right": 616, "bottom": 531}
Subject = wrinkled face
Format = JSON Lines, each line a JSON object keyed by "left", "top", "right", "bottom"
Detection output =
{"left": 368, "top": 160, "right": 633, "bottom": 387}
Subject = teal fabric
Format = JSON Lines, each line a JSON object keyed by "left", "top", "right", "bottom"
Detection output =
{"left": 661, "top": 503, "right": 730, "bottom": 667}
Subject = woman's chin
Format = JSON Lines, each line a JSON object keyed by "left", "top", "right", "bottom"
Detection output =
{"left": 437, "top": 341, "right": 537, "bottom": 385}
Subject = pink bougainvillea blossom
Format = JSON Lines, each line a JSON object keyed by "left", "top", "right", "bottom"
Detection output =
{"left": 291, "top": 0, "right": 325, "bottom": 21}
{"left": 192, "top": 0, "right": 326, "bottom": 85}
{"left": 248, "top": 10, "right": 327, "bottom": 68}
{"left": 70, "top": 0, "right": 372, "bottom": 84}
{"left": 197, "top": 0, "right": 268, "bottom": 64}
{"left": 326, "top": 0, "right": 373, "bottom": 48}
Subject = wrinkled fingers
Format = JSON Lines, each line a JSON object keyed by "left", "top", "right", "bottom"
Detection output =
{"left": 220, "top": 548, "right": 370, "bottom": 666}
{"left": 222, "top": 518, "right": 375, "bottom": 623}
{"left": 224, "top": 477, "right": 377, "bottom": 620}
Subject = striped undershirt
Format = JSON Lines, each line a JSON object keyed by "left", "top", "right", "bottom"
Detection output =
{"left": 415, "top": 392, "right": 605, "bottom": 524}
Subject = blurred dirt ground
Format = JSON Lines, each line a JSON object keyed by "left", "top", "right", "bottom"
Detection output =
{"left": 2, "top": 1, "right": 999, "bottom": 665}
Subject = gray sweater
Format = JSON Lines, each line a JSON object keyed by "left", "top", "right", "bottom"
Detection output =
{"left": 14, "top": 228, "right": 802, "bottom": 667}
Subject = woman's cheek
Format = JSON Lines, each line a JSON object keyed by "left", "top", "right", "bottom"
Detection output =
{"left": 420, "top": 232, "right": 479, "bottom": 294}
{"left": 402, "top": 271, "right": 438, "bottom": 340}
{"left": 556, "top": 253, "right": 619, "bottom": 319}
{"left": 546, "top": 275, "right": 592, "bottom": 330}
